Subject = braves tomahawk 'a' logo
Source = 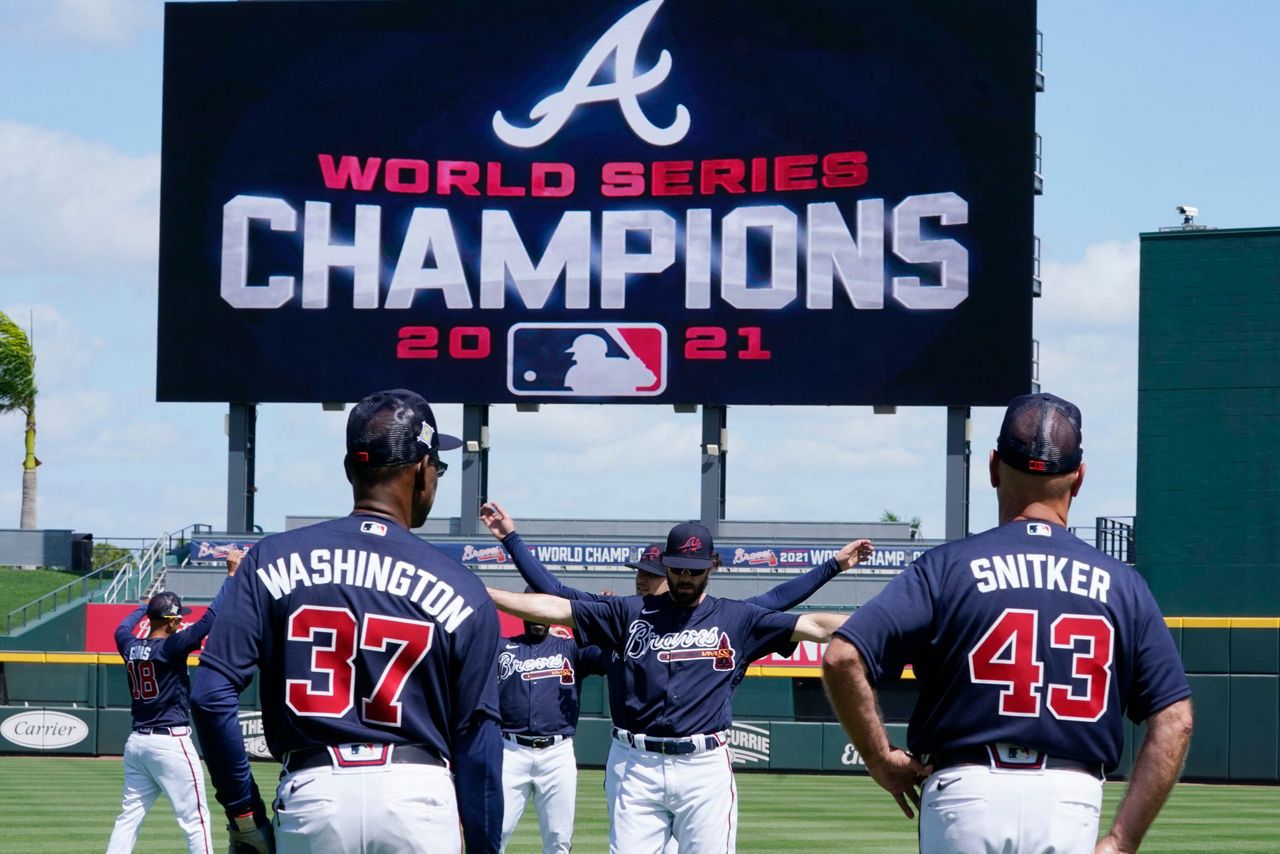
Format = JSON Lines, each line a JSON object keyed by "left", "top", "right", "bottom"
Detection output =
{"left": 641, "top": 545, "right": 662, "bottom": 562}
{"left": 492, "top": 0, "right": 689, "bottom": 148}
{"left": 625, "top": 620, "right": 735, "bottom": 671}
{"left": 677, "top": 536, "right": 703, "bottom": 554}
{"left": 499, "top": 652, "right": 576, "bottom": 685}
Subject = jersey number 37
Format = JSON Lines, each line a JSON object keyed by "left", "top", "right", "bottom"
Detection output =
{"left": 968, "top": 608, "right": 1113, "bottom": 723}
{"left": 285, "top": 605, "right": 435, "bottom": 727}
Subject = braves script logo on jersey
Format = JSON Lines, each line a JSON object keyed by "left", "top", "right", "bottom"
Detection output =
{"left": 498, "top": 652, "right": 576, "bottom": 685}
{"left": 492, "top": 0, "right": 689, "bottom": 148}
{"left": 508, "top": 323, "right": 667, "bottom": 397}
{"left": 624, "top": 620, "right": 736, "bottom": 671}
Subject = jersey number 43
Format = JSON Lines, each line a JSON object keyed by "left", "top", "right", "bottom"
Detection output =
{"left": 967, "top": 608, "right": 1114, "bottom": 722}
{"left": 285, "top": 605, "right": 435, "bottom": 727}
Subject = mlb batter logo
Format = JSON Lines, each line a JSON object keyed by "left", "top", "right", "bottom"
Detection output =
{"left": 508, "top": 323, "right": 667, "bottom": 397}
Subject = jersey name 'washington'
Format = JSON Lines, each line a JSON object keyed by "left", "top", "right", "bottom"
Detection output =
{"left": 253, "top": 547, "right": 474, "bottom": 632}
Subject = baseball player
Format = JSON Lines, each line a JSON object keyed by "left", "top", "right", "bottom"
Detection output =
{"left": 106, "top": 555, "right": 237, "bottom": 854}
{"left": 498, "top": 613, "right": 607, "bottom": 853}
{"left": 823, "top": 393, "right": 1193, "bottom": 854}
{"left": 488, "top": 521, "right": 852, "bottom": 853}
{"left": 190, "top": 389, "right": 503, "bottom": 854}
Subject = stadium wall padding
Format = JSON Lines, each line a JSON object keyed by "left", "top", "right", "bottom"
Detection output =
{"left": 2, "top": 618, "right": 1277, "bottom": 782}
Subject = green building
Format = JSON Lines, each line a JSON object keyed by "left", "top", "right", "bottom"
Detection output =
{"left": 1138, "top": 225, "right": 1280, "bottom": 780}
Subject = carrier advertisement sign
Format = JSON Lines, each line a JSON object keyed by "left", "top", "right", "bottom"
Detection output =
{"left": 158, "top": 0, "right": 1035, "bottom": 405}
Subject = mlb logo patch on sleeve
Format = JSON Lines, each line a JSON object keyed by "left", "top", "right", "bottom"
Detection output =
{"left": 1027, "top": 523, "right": 1051, "bottom": 537}
{"left": 361, "top": 521, "right": 389, "bottom": 537}
{"left": 508, "top": 323, "right": 666, "bottom": 397}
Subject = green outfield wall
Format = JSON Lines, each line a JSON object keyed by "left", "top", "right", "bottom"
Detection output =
{"left": 3, "top": 621, "right": 1276, "bottom": 782}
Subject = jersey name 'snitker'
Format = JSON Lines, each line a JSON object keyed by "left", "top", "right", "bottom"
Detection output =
{"left": 498, "top": 634, "right": 606, "bottom": 737}
{"left": 115, "top": 606, "right": 219, "bottom": 729}
{"left": 570, "top": 594, "right": 797, "bottom": 737}
{"left": 836, "top": 520, "right": 1191, "bottom": 770}
{"left": 199, "top": 514, "right": 500, "bottom": 762}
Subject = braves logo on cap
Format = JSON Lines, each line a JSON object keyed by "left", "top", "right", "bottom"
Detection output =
{"left": 508, "top": 322, "right": 667, "bottom": 397}
{"left": 418, "top": 420, "right": 436, "bottom": 448}
{"left": 678, "top": 536, "right": 703, "bottom": 554}
{"left": 641, "top": 545, "right": 662, "bottom": 562}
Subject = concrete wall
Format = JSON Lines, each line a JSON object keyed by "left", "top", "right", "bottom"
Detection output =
{"left": 0, "top": 529, "right": 73, "bottom": 569}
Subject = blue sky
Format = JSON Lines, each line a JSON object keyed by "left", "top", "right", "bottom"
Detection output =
{"left": 2, "top": 0, "right": 1278, "bottom": 540}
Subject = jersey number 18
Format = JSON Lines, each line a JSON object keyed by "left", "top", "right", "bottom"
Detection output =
{"left": 967, "top": 608, "right": 1114, "bottom": 722}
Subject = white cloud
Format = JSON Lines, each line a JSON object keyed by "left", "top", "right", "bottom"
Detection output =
{"left": 1037, "top": 240, "right": 1139, "bottom": 331}
{"left": 0, "top": 1, "right": 161, "bottom": 50}
{"left": 0, "top": 121, "right": 159, "bottom": 279}
{"left": 0, "top": 303, "right": 103, "bottom": 390}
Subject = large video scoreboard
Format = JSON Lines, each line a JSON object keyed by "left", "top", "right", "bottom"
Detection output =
{"left": 158, "top": 0, "right": 1036, "bottom": 405}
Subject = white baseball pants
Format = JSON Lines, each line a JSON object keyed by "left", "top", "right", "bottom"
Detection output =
{"left": 106, "top": 729, "right": 214, "bottom": 854}
{"left": 919, "top": 765, "right": 1103, "bottom": 853}
{"left": 274, "top": 762, "right": 461, "bottom": 853}
{"left": 606, "top": 740, "right": 737, "bottom": 854}
{"left": 500, "top": 737, "right": 577, "bottom": 853}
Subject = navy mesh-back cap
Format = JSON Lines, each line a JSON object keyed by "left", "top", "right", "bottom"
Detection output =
{"left": 996, "top": 393, "right": 1083, "bottom": 475}
{"left": 346, "top": 389, "right": 461, "bottom": 467}
{"left": 147, "top": 591, "right": 192, "bottom": 620}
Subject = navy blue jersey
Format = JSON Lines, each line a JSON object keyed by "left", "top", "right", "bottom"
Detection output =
{"left": 570, "top": 594, "right": 798, "bottom": 736}
{"left": 198, "top": 515, "right": 501, "bottom": 762}
{"left": 835, "top": 520, "right": 1191, "bottom": 770}
{"left": 502, "top": 531, "right": 835, "bottom": 724}
{"left": 115, "top": 603, "right": 219, "bottom": 729}
{"left": 498, "top": 633, "right": 607, "bottom": 737}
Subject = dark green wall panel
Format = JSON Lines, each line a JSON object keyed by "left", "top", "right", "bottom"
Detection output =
{"left": 4, "top": 663, "right": 92, "bottom": 705}
{"left": 573, "top": 717, "right": 612, "bottom": 767}
{"left": 1181, "top": 628, "right": 1230, "bottom": 673}
{"left": 1230, "top": 628, "right": 1279, "bottom": 674}
{"left": 769, "top": 721, "right": 822, "bottom": 771}
{"left": 1183, "top": 675, "right": 1229, "bottom": 778}
{"left": 1227, "top": 676, "right": 1279, "bottom": 781}
{"left": 731, "top": 677, "right": 794, "bottom": 719}
{"left": 97, "top": 708, "right": 132, "bottom": 754}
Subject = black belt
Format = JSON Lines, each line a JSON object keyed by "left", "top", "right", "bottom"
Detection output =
{"left": 612, "top": 727, "right": 724, "bottom": 756}
{"left": 504, "top": 733, "right": 567, "bottom": 749}
{"left": 283, "top": 743, "right": 445, "bottom": 773}
{"left": 931, "top": 745, "right": 1104, "bottom": 780}
{"left": 134, "top": 726, "right": 187, "bottom": 736}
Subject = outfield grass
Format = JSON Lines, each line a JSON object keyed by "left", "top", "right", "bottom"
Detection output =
{"left": 0, "top": 757, "right": 1275, "bottom": 852}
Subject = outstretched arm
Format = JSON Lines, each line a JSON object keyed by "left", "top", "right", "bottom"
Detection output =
{"left": 791, "top": 612, "right": 850, "bottom": 643}
{"left": 748, "top": 540, "right": 874, "bottom": 611}
{"left": 822, "top": 635, "right": 932, "bottom": 818}
{"left": 1095, "top": 698, "right": 1193, "bottom": 854}
{"left": 487, "top": 587, "right": 577, "bottom": 628}
{"left": 481, "top": 502, "right": 600, "bottom": 602}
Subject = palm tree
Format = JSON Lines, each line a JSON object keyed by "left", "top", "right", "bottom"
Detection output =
{"left": 880, "top": 510, "right": 922, "bottom": 540}
{"left": 0, "top": 311, "right": 38, "bottom": 529}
